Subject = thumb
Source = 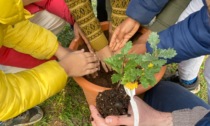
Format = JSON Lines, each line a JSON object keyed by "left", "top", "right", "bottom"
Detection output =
{"left": 73, "top": 49, "right": 85, "bottom": 54}
{"left": 105, "top": 115, "right": 133, "bottom": 126}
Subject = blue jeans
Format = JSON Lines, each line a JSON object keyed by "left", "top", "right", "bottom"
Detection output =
{"left": 144, "top": 81, "right": 210, "bottom": 112}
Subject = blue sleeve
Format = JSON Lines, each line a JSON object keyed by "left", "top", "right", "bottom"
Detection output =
{"left": 195, "top": 112, "right": 210, "bottom": 126}
{"left": 126, "top": 0, "right": 169, "bottom": 25}
{"left": 146, "top": 0, "right": 210, "bottom": 64}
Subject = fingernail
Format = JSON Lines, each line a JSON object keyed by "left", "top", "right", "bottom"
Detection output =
{"left": 105, "top": 117, "right": 112, "bottom": 123}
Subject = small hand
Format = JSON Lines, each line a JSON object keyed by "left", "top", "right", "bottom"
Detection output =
{"left": 59, "top": 49, "right": 99, "bottom": 77}
{"left": 129, "top": 30, "right": 150, "bottom": 54}
{"left": 90, "top": 96, "right": 172, "bottom": 126}
{"left": 95, "top": 46, "right": 113, "bottom": 72}
{"left": 109, "top": 18, "right": 140, "bottom": 51}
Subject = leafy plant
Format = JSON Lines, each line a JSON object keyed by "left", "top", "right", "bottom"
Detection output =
{"left": 105, "top": 32, "right": 177, "bottom": 89}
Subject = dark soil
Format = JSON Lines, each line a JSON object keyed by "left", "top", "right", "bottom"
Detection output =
{"left": 84, "top": 66, "right": 115, "bottom": 88}
{"left": 96, "top": 85, "right": 130, "bottom": 118}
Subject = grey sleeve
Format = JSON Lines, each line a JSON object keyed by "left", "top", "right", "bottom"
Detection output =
{"left": 172, "top": 106, "right": 210, "bottom": 126}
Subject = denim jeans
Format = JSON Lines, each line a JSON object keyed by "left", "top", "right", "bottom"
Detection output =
{"left": 144, "top": 81, "right": 210, "bottom": 112}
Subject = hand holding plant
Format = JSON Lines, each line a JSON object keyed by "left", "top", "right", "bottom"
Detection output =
{"left": 96, "top": 32, "right": 176, "bottom": 124}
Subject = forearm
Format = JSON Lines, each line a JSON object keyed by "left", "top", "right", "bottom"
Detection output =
{"left": 0, "top": 61, "right": 67, "bottom": 121}
{"left": 0, "top": 46, "right": 56, "bottom": 68}
{"left": 152, "top": 106, "right": 210, "bottom": 126}
{"left": 2, "top": 20, "right": 59, "bottom": 60}
{"left": 146, "top": 2, "right": 210, "bottom": 64}
{"left": 65, "top": 0, "right": 108, "bottom": 51}
{"left": 172, "top": 106, "right": 210, "bottom": 126}
{"left": 126, "top": 0, "right": 169, "bottom": 25}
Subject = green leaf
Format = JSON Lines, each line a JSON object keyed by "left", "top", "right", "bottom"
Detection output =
{"left": 148, "top": 32, "right": 160, "bottom": 51}
{"left": 158, "top": 49, "right": 177, "bottom": 59}
{"left": 121, "top": 41, "right": 132, "bottom": 54}
{"left": 152, "top": 60, "right": 167, "bottom": 67}
{"left": 105, "top": 54, "right": 124, "bottom": 73}
{"left": 111, "top": 73, "right": 123, "bottom": 84}
{"left": 139, "top": 77, "right": 150, "bottom": 88}
{"left": 121, "top": 69, "right": 136, "bottom": 84}
{"left": 142, "top": 53, "right": 157, "bottom": 61}
{"left": 124, "top": 60, "right": 138, "bottom": 71}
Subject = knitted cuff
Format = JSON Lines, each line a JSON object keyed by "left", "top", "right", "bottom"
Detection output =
{"left": 111, "top": 0, "right": 130, "bottom": 31}
{"left": 65, "top": 0, "right": 108, "bottom": 51}
{"left": 172, "top": 106, "right": 209, "bottom": 126}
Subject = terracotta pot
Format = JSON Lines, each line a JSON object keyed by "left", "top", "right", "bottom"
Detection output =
{"left": 69, "top": 21, "right": 166, "bottom": 105}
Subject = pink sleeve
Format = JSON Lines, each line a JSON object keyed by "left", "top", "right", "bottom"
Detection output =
{"left": 0, "top": 46, "right": 56, "bottom": 69}
{"left": 34, "top": 0, "right": 75, "bottom": 25}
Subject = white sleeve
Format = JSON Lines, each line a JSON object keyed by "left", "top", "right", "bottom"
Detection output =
{"left": 176, "top": 0, "right": 204, "bottom": 23}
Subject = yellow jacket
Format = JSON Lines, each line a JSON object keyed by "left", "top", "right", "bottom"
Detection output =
{"left": 0, "top": 0, "right": 68, "bottom": 121}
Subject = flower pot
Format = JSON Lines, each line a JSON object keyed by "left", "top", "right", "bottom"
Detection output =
{"left": 69, "top": 21, "right": 166, "bottom": 105}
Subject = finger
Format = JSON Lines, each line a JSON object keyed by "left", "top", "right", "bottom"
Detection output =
{"left": 110, "top": 27, "right": 121, "bottom": 48}
{"left": 85, "top": 62, "right": 100, "bottom": 71}
{"left": 105, "top": 115, "right": 133, "bottom": 126}
{"left": 86, "top": 56, "right": 99, "bottom": 64}
{"left": 119, "top": 39, "right": 129, "bottom": 49}
{"left": 73, "top": 49, "right": 85, "bottom": 54}
{"left": 85, "top": 67, "right": 99, "bottom": 75}
{"left": 109, "top": 32, "right": 117, "bottom": 48}
{"left": 113, "top": 42, "right": 122, "bottom": 52}
{"left": 110, "top": 41, "right": 117, "bottom": 51}
{"left": 89, "top": 105, "right": 102, "bottom": 118}
{"left": 81, "top": 35, "right": 94, "bottom": 53}
{"left": 91, "top": 72, "right": 98, "bottom": 78}
{"left": 73, "top": 28, "right": 80, "bottom": 41}
{"left": 101, "top": 61, "right": 109, "bottom": 72}
{"left": 107, "top": 64, "right": 112, "bottom": 71}
{"left": 117, "top": 30, "right": 125, "bottom": 44}
{"left": 84, "top": 52, "right": 97, "bottom": 58}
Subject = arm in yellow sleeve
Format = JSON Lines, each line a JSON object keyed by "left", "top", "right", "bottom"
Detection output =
{"left": 2, "top": 20, "right": 59, "bottom": 59}
{"left": 0, "top": 61, "right": 68, "bottom": 121}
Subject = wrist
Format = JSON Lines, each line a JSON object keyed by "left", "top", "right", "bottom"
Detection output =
{"left": 156, "top": 112, "right": 173, "bottom": 126}
{"left": 55, "top": 44, "right": 69, "bottom": 61}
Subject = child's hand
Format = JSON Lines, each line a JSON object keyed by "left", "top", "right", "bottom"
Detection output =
{"left": 59, "top": 49, "right": 100, "bottom": 77}
{"left": 109, "top": 18, "right": 140, "bottom": 51}
{"left": 96, "top": 46, "right": 113, "bottom": 72}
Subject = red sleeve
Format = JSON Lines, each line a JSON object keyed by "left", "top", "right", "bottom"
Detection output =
{"left": 33, "top": 0, "right": 75, "bottom": 25}
{"left": 0, "top": 46, "right": 56, "bottom": 68}
{"left": 24, "top": 4, "right": 43, "bottom": 14}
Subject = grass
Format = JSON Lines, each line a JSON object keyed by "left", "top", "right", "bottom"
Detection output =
{"left": 34, "top": 0, "right": 208, "bottom": 125}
